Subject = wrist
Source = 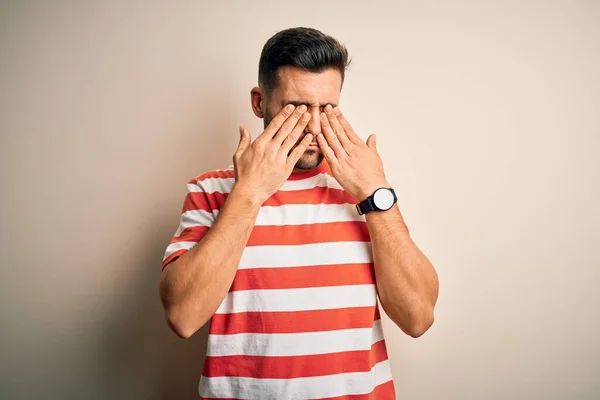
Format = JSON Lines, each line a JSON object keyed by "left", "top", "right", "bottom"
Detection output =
{"left": 357, "top": 180, "right": 391, "bottom": 201}
{"left": 230, "top": 182, "right": 264, "bottom": 210}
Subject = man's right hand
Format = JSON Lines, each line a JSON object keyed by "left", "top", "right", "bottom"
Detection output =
{"left": 233, "top": 104, "right": 312, "bottom": 204}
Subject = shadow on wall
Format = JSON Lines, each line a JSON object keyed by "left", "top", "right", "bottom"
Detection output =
{"left": 98, "top": 240, "right": 211, "bottom": 399}
{"left": 95, "top": 95, "right": 238, "bottom": 399}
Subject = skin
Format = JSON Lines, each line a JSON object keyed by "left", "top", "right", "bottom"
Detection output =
{"left": 160, "top": 66, "right": 439, "bottom": 339}
{"left": 159, "top": 104, "right": 313, "bottom": 338}
{"left": 318, "top": 104, "right": 439, "bottom": 337}
{"left": 250, "top": 66, "right": 342, "bottom": 171}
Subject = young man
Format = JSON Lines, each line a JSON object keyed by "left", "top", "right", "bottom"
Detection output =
{"left": 160, "top": 27, "right": 439, "bottom": 399}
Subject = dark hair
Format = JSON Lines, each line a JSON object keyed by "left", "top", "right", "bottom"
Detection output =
{"left": 258, "top": 27, "right": 351, "bottom": 95}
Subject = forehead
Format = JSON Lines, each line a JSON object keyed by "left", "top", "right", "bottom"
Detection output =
{"left": 271, "top": 66, "right": 342, "bottom": 106}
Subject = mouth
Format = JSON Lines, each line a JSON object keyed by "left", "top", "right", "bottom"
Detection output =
{"left": 297, "top": 133, "right": 320, "bottom": 149}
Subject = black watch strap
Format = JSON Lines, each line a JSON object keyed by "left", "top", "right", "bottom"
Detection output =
{"left": 356, "top": 196, "right": 376, "bottom": 215}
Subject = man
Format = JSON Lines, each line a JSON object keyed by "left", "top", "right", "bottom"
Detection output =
{"left": 160, "top": 27, "right": 439, "bottom": 399}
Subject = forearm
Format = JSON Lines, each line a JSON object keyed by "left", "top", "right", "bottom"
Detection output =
{"left": 367, "top": 205, "right": 439, "bottom": 337}
{"left": 160, "top": 184, "right": 261, "bottom": 338}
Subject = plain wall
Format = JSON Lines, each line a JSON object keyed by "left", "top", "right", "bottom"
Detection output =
{"left": 1, "top": 1, "right": 599, "bottom": 399}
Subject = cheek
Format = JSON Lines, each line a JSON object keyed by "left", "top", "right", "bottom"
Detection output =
{"left": 266, "top": 100, "right": 285, "bottom": 117}
{"left": 264, "top": 102, "right": 280, "bottom": 123}
{"left": 269, "top": 106, "right": 283, "bottom": 118}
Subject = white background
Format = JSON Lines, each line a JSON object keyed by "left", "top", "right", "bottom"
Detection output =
{"left": 1, "top": 1, "right": 599, "bottom": 398}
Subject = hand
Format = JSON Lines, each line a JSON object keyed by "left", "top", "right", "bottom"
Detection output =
{"left": 233, "top": 104, "right": 312, "bottom": 204}
{"left": 317, "top": 105, "right": 389, "bottom": 201}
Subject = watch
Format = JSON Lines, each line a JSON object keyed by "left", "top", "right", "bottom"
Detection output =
{"left": 356, "top": 187, "right": 397, "bottom": 215}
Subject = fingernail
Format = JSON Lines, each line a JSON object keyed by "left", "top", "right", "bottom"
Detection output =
{"left": 333, "top": 107, "right": 340, "bottom": 115}
{"left": 286, "top": 104, "right": 295, "bottom": 111}
{"left": 320, "top": 112, "right": 327, "bottom": 121}
{"left": 298, "top": 105, "right": 307, "bottom": 112}
{"left": 301, "top": 112, "right": 310, "bottom": 121}
{"left": 325, "top": 104, "right": 333, "bottom": 113}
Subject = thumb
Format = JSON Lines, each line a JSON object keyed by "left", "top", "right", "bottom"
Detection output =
{"left": 366, "top": 134, "right": 377, "bottom": 150}
{"left": 237, "top": 125, "right": 251, "bottom": 152}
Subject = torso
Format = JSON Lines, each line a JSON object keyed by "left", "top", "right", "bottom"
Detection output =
{"left": 189, "top": 163, "right": 396, "bottom": 399}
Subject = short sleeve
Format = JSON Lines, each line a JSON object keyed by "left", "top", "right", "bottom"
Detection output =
{"left": 161, "top": 180, "right": 217, "bottom": 270}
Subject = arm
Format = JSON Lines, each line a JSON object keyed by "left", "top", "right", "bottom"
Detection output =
{"left": 159, "top": 185, "right": 261, "bottom": 339}
{"left": 365, "top": 203, "right": 438, "bottom": 337}
{"left": 160, "top": 104, "right": 313, "bottom": 338}
{"left": 317, "top": 105, "right": 439, "bottom": 337}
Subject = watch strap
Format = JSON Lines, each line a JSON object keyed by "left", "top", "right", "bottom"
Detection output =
{"left": 356, "top": 187, "right": 397, "bottom": 215}
{"left": 356, "top": 196, "right": 376, "bottom": 215}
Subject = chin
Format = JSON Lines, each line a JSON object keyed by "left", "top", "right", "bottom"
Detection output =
{"left": 294, "top": 149, "right": 323, "bottom": 170}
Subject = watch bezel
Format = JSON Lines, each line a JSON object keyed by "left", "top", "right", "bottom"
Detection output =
{"left": 372, "top": 187, "right": 396, "bottom": 211}
{"left": 356, "top": 187, "right": 397, "bottom": 215}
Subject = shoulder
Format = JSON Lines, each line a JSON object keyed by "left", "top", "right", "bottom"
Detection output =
{"left": 187, "top": 165, "right": 235, "bottom": 194}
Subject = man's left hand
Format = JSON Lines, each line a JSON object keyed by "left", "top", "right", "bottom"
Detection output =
{"left": 317, "top": 105, "right": 390, "bottom": 201}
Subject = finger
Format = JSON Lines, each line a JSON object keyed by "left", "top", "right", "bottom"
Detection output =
{"left": 273, "top": 105, "right": 308, "bottom": 144}
{"left": 324, "top": 105, "right": 353, "bottom": 147}
{"left": 320, "top": 112, "right": 346, "bottom": 156}
{"left": 316, "top": 132, "right": 339, "bottom": 166}
{"left": 366, "top": 133, "right": 377, "bottom": 150}
{"left": 237, "top": 125, "right": 251, "bottom": 153}
{"left": 333, "top": 107, "right": 362, "bottom": 143}
{"left": 287, "top": 133, "right": 313, "bottom": 168}
{"left": 280, "top": 112, "right": 311, "bottom": 153}
{"left": 260, "top": 104, "right": 296, "bottom": 140}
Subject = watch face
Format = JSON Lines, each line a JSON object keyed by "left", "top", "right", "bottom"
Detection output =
{"left": 373, "top": 188, "right": 395, "bottom": 210}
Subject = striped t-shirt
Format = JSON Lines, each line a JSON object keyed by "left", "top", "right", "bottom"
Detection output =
{"left": 162, "top": 160, "right": 396, "bottom": 399}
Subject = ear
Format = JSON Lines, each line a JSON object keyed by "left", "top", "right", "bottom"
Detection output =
{"left": 250, "top": 87, "right": 265, "bottom": 119}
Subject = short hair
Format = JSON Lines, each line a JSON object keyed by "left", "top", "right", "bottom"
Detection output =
{"left": 258, "top": 27, "right": 351, "bottom": 95}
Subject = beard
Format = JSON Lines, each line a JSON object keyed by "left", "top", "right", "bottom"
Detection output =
{"left": 294, "top": 148, "right": 324, "bottom": 170}
{"left": 264, "top": 110, "right": 324, "bottom": 170}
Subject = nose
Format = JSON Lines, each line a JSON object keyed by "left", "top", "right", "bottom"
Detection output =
{"left": 304, "top": 106, "right": 322, "bottom": 136}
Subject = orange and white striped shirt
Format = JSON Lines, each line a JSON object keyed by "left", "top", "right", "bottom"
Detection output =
{"left": 162, "top": 161, "right": 396, "bottom": 399}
